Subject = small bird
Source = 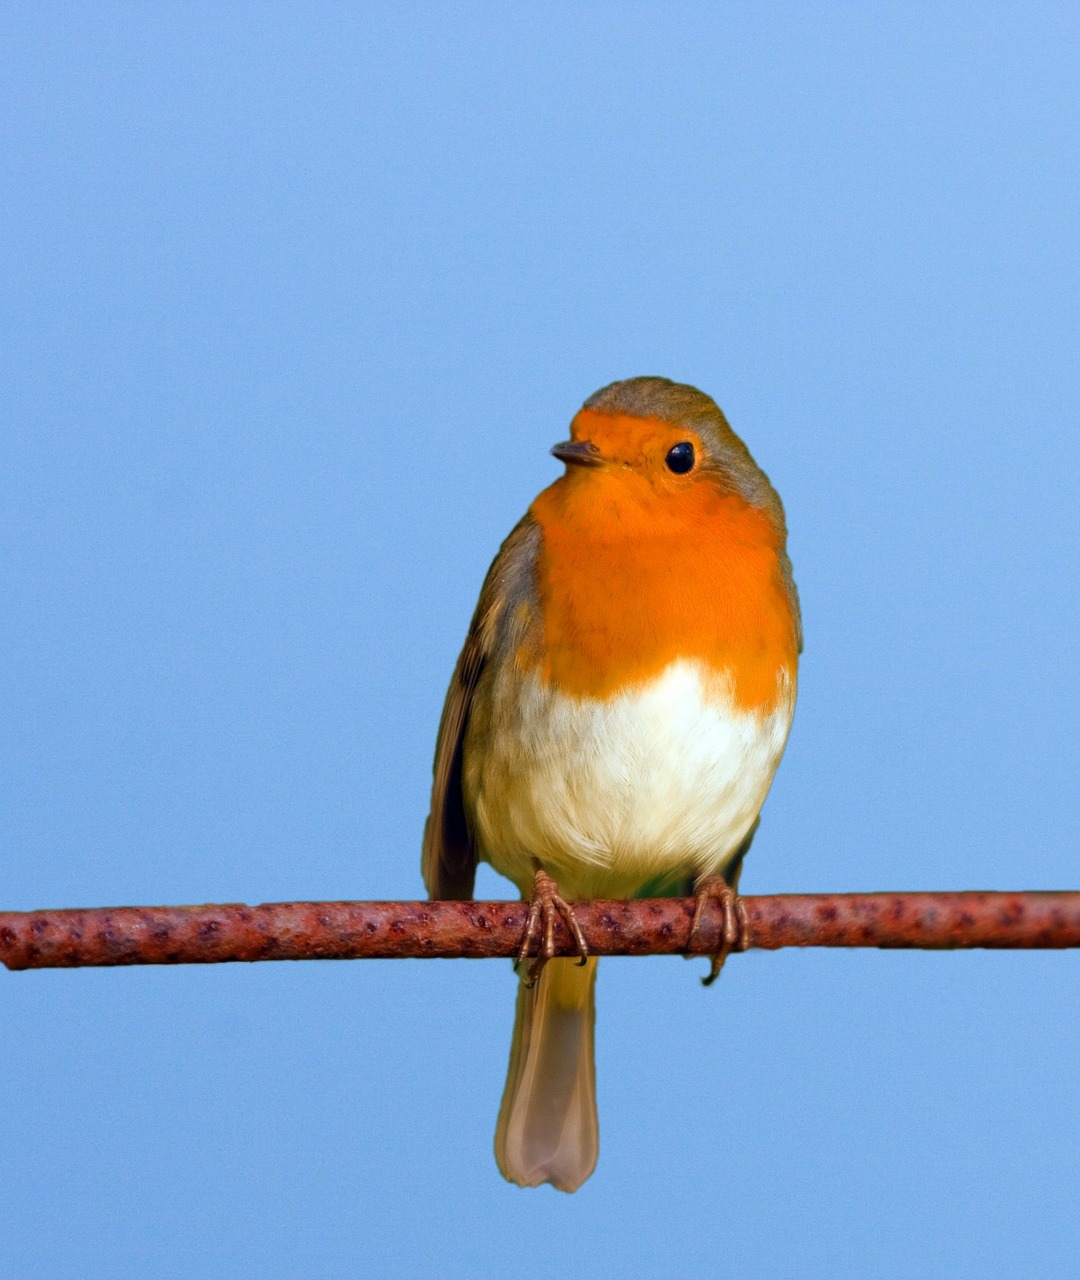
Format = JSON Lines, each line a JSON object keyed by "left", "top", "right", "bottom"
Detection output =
{"left": 423, "top": 377, "right": 801, "bottom": 1193}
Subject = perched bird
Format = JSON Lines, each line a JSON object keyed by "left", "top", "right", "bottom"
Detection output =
{"left": 423, "top": 377, "right": 801, "bottom": 1193}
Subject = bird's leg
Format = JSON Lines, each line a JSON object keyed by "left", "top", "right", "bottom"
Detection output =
{"left": 514, "top": 866, "right": 589, "bottom": 987}
{"left": 687, "top": 873, "right": 752, "bottom": 987}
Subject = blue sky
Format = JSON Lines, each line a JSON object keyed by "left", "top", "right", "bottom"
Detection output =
{"left": 3, "top": 5, "right": 1079, "bottom": 1276}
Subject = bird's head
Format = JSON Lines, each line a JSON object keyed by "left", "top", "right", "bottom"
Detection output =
{"left": 549, "top": 376, "right": 784, "bottom": 523}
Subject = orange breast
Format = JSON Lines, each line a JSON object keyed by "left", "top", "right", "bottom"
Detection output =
{"left": 529, "top": 470, "right": 798, "bottom": 713}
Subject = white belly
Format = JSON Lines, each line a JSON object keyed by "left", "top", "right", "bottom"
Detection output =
{"left": 462, "top": 659, "right": 795, "bottom": 899}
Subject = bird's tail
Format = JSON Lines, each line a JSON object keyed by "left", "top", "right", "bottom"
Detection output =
{"left": 494, "top": 956, "right": 599, "bottom": 1193}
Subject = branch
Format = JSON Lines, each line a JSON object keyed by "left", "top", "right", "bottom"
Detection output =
{"left": 2, "top": 893, "right": 1079, "bottom": 970}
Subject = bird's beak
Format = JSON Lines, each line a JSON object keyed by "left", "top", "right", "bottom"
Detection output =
{"left": 550, "top": 439, "right": 602, "bottom": 468}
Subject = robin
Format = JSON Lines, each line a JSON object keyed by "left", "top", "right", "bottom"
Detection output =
{"left": 423, "top": 377, "right": 801, "bottom": 1193}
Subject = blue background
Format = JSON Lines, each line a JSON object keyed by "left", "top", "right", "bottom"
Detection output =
{"left": 3, "top": 5, "right": 1078, "bottom": 1276}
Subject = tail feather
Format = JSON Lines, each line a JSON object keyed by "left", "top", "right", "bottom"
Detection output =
{"left": 494, "top": 956, "right": 599, "bottom": 1193}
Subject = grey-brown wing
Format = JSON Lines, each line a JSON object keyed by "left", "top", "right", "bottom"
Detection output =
{"left": 421, "top": 514, "right": 541, "bottom": 900}
{"left": 777, "top": 545, "right": 803, "bottom": 654}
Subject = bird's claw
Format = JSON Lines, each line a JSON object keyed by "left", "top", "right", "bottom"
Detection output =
{"left": 515, "top": 869, "right": 589, "bottom": 986}
{"left": 687, "top": 874, "right": 751, "bottom": 986}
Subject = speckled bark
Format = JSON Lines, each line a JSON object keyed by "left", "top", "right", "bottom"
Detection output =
{"left": 2, "top": 892, "right": 1079, "bottom": 970}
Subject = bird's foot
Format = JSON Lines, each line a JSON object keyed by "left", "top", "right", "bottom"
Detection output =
{"left": 515, "top": 868, "right": 589, "bottom": 987}
{"left": 687, "top": 874, "right": 751, "bottom": 987}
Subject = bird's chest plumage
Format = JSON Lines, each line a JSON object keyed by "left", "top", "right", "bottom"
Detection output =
{"left": 529, "top": 472, "right": 798, "bottom": 710}
{"left": 461, "top": 479, "right": 799, "bottom": 899}
{"left": 463, "top": 660, "right": 795, "bottom": 899}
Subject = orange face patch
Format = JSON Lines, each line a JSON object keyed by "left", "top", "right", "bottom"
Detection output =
{"left": 565, "top": 410, "right": 706, "bottom": 489}
{"left": 530, "top": 412, "right": 798, "bottom": 712}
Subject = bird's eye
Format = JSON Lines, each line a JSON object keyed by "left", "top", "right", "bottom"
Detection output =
{"left": 665, "top": 442, "right": 695, "bottom": 474}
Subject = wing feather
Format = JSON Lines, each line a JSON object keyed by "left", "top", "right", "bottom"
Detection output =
{"left": 421, "top": 515, "right": 541, "bottom": 899}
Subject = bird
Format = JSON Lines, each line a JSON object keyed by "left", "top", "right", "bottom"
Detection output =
{"left": 422, "top": 376, "right": 801, "bottom": 1193}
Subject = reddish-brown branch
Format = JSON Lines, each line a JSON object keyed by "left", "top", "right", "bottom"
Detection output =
{"left": 2, "top": 892, "right": 1079, "bottom": 971}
